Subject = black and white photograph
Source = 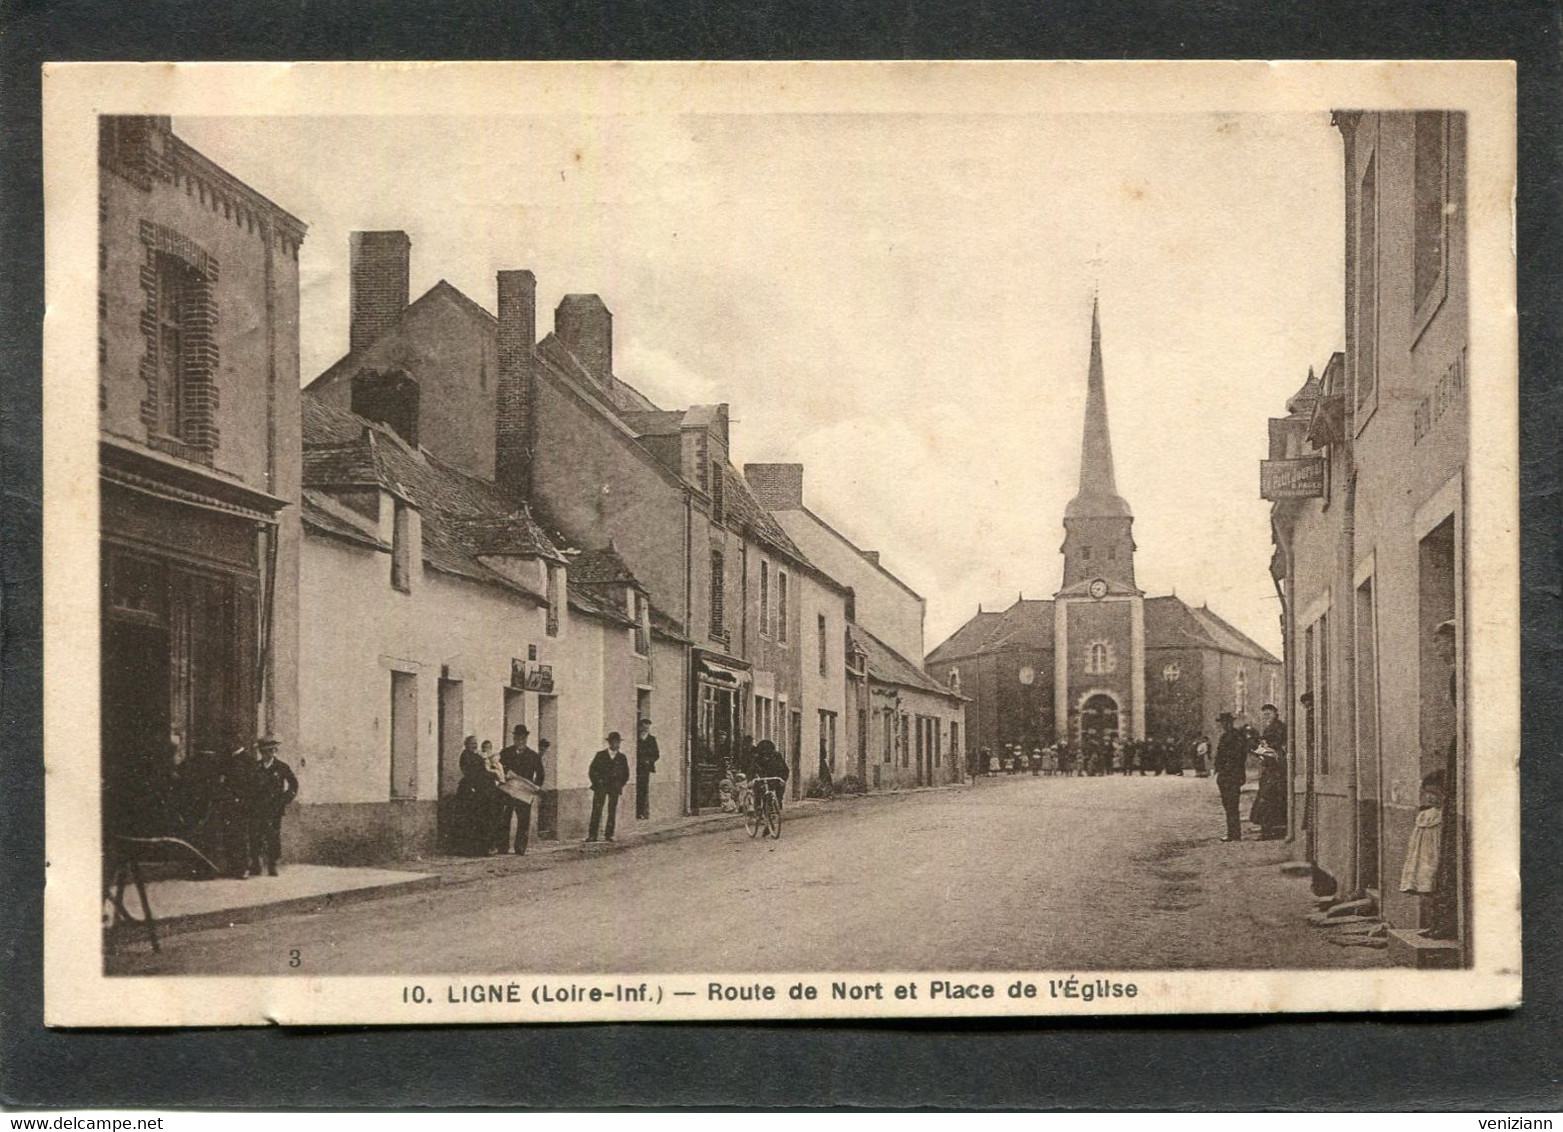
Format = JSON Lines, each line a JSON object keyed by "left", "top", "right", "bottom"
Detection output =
{"left": 41, "top": 61, "right": 1520, "bottom": 1025}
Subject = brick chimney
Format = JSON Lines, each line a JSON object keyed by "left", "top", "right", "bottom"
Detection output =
{"left": 349, "top": 231, "right": 410, "bottom": 354}
{"left": 555, "top": 294, "right": 612, "bottom": 385}
{"left": 744, "top": 463, "right": 805, "bottom": 511}
{"left": 351, "top": 368, "right": 420, "bottom": 447}
{"left": 495, "top": 270, "right": 537, "bottom": 504}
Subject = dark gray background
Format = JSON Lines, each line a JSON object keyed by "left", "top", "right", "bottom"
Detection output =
{"left": 1, "top": 0, "right": 1559, "bottom": 1110}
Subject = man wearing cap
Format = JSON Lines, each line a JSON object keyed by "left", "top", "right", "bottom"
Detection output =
{"left": 246, "top": 736, "right": 298, "bottom": 876}
{"left": 1212, "top": 712, "right": 1248, "bottom": 843}
{"left": 635, "top": 718, "right": 659, "bottom": 821}
{"left": 587, "top": 731, "right": 631, "bottom": 842}
{"left": 497, "top": 724, "right": 544, "bottom": 854}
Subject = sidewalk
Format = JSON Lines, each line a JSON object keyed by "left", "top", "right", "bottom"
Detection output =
{"left": 110, "top": 781, "right": 967, "bottom": 944}
{"left": 107, "top": 863, "right": 440, "bottom": 946}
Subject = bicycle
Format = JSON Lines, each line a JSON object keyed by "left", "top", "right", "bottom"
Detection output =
{"left": 744, "top": 775, "right": 785, "bottom": 840}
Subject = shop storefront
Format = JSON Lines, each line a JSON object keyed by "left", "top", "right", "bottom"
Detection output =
{"left": 99, "top": 440, "right": 288, "bottom": 841}
{"left": 691, "top": 651, "right": 749, "bottom": 811}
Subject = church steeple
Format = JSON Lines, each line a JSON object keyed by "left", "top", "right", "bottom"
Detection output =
{"left": 1067, "top": 295, "right": 1132, "bottom": 521}
{"left": 1060, "top": 295, "right": 1137, "bottom": 591}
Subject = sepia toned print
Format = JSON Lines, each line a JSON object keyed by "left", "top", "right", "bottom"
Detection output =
{"left": 44, "top": 62, "right": 1518, "bottom": 1026}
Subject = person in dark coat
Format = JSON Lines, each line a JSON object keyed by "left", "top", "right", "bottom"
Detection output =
{"left": 498, "top": 724, "right": 545, "bottom": 854}
{"left": 454, "top": 735, "right": 496, "bottom": 856}
{"left": 749, "top": 738, "right": 791, "bottom": 811}
{"left": 246, "top": 736, "right": 298, "bottom": 876}
{"left": 587, "top": 731, "right": 631, "bottom": 842}
{"left": 1249, "top": 703, "right": 1288, "bottom": 838}
{"left": 1213, "top": 712, "right": 1249, "bottom": 842}
{"left": 216, "top": 746, "right": 255, "bottom": 878}
{"left": 635, "top": 718, "right": 660, "bottom": 820}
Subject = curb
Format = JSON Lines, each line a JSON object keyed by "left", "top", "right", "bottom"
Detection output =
{"left": 106, "top": 872, "right": 443, "bottom": 946}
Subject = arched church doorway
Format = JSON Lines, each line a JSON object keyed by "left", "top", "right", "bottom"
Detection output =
{"left": 1081, "top": 694, "right": 1119, "bottom": 756}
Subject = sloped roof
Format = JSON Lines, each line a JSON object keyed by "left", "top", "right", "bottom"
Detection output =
{"left": 926, "top": 594, "right": 1277, "bottom": 665}
{"left": 570, "top": 545, "right": 647, "bottom": 589}
{"left": 306, "top": 280, "right": 495, "bottom": 394}
{"left": 979, "top": 599, "right": 1057, "bottom": 652}
{"left": 1186, "top": 604, "right": 1281, "bottom": 664}
{"left": 926, "top": 610, "right": 1002, "bottom": 665}
{"left": 725, "top": 464, "right": 809, "bottom": 565}
{"left": 303, "top": 394, "right": 563, "bottom": 600}
{"left": 619, "top": 410, "right": 687, "bottom": 437}
{"left": 850, "top": 622, "right": 963, "bottom": 699}
{"left": 300, "top": 489, "right": 389, "bottom": 551}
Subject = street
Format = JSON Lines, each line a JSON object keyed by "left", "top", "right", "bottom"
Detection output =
{"left": 108, "top": 774, "right": 1386, "bottom": 975}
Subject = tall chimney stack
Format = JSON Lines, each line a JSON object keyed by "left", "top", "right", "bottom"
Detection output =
{"left": 744, "top": 463, "right": 805, "bottom": 511}
{"left": 555, "top": 294, "right": 613, "bottom": 386}
{"left": 495, "top": 270, "right": 537, "bottom": 504}
{"left": 349, "top": 231, "right": 410, "bottom": 354}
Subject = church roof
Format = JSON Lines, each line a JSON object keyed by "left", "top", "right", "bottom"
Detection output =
{"left": 926, "top": 610, "right": 1004, "bottom": 666}
{"left": 926, "top": 593, "right": 1278, "bottom": 666}
{"left": 1065, "top": 295, "right": 1133, "bottom": 520}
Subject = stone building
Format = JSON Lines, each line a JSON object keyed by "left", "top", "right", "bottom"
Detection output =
{"left": 304, "top": 232, "right": 850, "bottom": 816}
{"left": 928, "top": 298, "right": 1280, "bottom": 763}
{"left": 746, "top": 463, "right": 966, "bottom": 790}
{"left": 97, "top": 116, "right": 306, "bottom": 839}
{"left": 293, "top": 395, "right": 686, "bottom": 858}
{"left": 1265, "top": 111, "right": 1471, "bottom": 967}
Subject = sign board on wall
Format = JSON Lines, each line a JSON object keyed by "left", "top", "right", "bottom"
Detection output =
{"left": 1260, "top": 457, "right": 1326, "bottom": 500}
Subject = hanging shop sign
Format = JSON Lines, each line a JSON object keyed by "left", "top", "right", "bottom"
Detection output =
{"left": 1260, "top": 457, "right": 1326, "bottom": 500}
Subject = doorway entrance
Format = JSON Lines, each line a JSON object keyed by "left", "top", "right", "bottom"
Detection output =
{"left": 1078, "top": 693, "right": 1121, "bottom": 772}
{"left": 101, "top": 617, "right": 172, "bottom": 839}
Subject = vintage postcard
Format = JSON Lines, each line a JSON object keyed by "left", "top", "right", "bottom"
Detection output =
{"left": 42, "top": 61, "right": 1519, "bottom": 1026}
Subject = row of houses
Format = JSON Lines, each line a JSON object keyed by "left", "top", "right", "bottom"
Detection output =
{"left": 1261, "top": 111, "right": 1471, "bottom": 967}
{"left": 97, "top": 115, "right": 965, "bottom": 865}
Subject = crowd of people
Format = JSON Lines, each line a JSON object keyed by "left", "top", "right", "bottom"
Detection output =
{"left": 968, "top": 733, "right": 1213, "bottom": 779}
{"left": 964, "top": 703, "right": 1292, "bottom": 845}
{"left": 452, "top": 718, "right": 659, "bottom": 855}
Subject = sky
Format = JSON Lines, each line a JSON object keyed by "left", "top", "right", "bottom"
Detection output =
{"left": 180, "top": 111, "right": 1344, "bottom": 656}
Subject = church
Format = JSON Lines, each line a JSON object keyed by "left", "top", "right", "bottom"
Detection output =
{"left": 925, "top": 298, "right": 1280, "bottom": 758}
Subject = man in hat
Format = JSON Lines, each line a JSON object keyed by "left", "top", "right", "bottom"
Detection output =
{"left": 246, "top": 735, "right": 298, "bottom": 876}
{"left": 635, "top": 718, "right": 659, "bottom": 821}
{"left": 587, "top": 731, "right": 631, "bottom": 842}
{"left": 1212, "top": 712, "right": 1248, "bottom": 843}
{"left": 497, "top": 724, "right": 544, "bottom": 854}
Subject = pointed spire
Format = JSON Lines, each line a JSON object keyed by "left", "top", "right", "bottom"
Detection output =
{"left": 1066, "top": 294, "right": 1132, "bottom": 519}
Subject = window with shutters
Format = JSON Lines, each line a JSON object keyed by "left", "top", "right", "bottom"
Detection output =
{"left": 709, "top": 549, "right": 726, "bottom": 639}
{"left": 777, "top": 570, "right": 788, "bottom": 644}
{"left": 759, "top": 560, "right": 770, "bottom": 637}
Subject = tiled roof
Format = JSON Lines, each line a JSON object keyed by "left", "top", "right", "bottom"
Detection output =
{"left": 850, "top": 622, "right": 963, "bottom": 699}
{"left": 926, "top": 610, "right": 1004, "bottom": 665}
{"left": 565, "top": 578, "right": 636, "bottom": 626}
{"left": 725, "top": 464, "right": 808, "bottom": 564}
{"left": 300, "top": 490, "right": 389, "bottom": 550}
{"left": 303, "top": 394, "right": 563, "bottom": 600}
{"left": 1186, "top": 604, "right": 1280, "bottom": 664}
{"left": 620, "top": 410, "right": 687, "bottom": 437}
{"left": 979, "top": 599, "right": 1057, "bottom": 652}
{"left": 569, "top": 545, "right": 646, "bottom": 589}
{"left": 927, "top": 594, "right": 1277, "bottom": 665}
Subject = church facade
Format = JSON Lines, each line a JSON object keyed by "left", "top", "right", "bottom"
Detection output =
{"left": 926, "top": 299, "right": 1280, "bottom": 759}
